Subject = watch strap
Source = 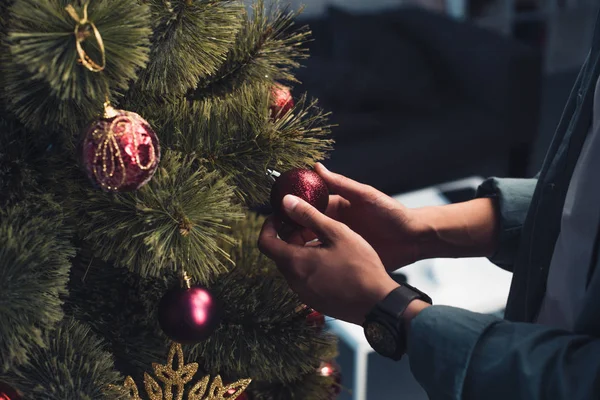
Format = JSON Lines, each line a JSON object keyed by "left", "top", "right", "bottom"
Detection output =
{"left": 364, "top": 283, "right": 432, "bottom": 360}
{"left": 377, "top": 283, "right": 432, "bottom": 322}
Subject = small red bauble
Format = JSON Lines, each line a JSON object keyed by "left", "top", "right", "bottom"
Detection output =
{"left": 270, "top": 168, "right": 329, "bottom": 226}
{"left": 158, "top": 282, "right": 221, "bottom": 344}
{"left": 225, "top": 387, "right": 250, "bottom": 399}
{"left": 269, "top": 84, "right": 294, "bottom": 119}
{"left": 307, "top": 309, "right": 326, "bottom": 331}
{"left": 82, "top": 105, "right": 160, "bottom": 192}
{"left": 0, "top": 382, "right": 21, "bottom": 400}
{"left": 317, "top": 360, "right": 342, "bottom": 398}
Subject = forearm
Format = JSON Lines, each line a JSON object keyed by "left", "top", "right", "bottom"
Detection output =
{"left": 411, "top": 198, "right": 500, "bottom": 260}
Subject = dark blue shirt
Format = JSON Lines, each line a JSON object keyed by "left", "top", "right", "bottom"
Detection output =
{"left": 406, "top": 10, "right": 600, "bottom": 400}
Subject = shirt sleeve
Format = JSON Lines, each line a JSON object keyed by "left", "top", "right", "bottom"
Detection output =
{"left": 407, "top": 306, "right": 600, "bottom": 400}
{"left": 475, "top": 177, "right": 538, "bottom": 271}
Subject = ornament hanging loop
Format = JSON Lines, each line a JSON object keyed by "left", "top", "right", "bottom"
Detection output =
{"left": 181, "top": 270, "right": 192, "bottom": 289}
{"left": 65, "top": 2, "right": 106, "bottom": 72}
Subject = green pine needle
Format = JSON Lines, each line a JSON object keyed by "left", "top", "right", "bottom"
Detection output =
{"left": 2, "top": 0, "right": 151, "bottom": 135}
{"left": 0, "top": 197, "right": 73, "bottom": 372}
{"left": 12, "top": 319, "right": 125, "bottom": 400}
{"left": 70, "top": 150, "right": 244, "bottom": 282}
{"left": 190, "top": 0, "right": 310, "bottom": 99}
{"left": 136, "top": 83, "right": 333, "bottom": 206}
{"left": 0, "top": 58, "right": 101, "bottom": 134}
{"left": 65, "top": 250, "right": 171, "bottom": 379}
{"left": 135, "top": 0, "right": 243, "bottom": 96}
{"left": 0, "top": 116, "right": 41, "bottom": 206}
{"left": 7, "top": 0, "right": 152, "bottom": 102}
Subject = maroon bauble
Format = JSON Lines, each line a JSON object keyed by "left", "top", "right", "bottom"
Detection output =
{"left": 82, "top": 105, "right": 160, "bottom": 192}
{"left": 158, "top": 285, "right": 221, "bottom": 344}
{"left": 307, "top": 309, "right": 326, "bottom": 331}
{"left": 225, "top": 387, "right": 250, "bottom": 400}
{"left": 269, "top": 84, "right": 294, "bottom": 119}
{"left": 0, "top": 382, "right": 21, "bottom": 400}
{"left": 317, "top": 360, "right": 342, "bottom": 398}
{"left": 270, "top": 168, "right": 329, "bottom": 225}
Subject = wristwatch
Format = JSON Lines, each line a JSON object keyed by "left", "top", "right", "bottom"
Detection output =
{"left": 363, "top": 283, "right": 432, "bottom": 361}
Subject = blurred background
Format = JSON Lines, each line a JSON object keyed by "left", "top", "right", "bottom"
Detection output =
{"left": 273, "top": 0, "right": 599, "bottom": 196}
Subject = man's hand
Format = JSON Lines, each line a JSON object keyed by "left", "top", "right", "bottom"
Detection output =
{"left": 280, "top": 164, "right": 501, "bottom": 267}
{"left": 280, "top": 163, "right": 426, "bottom": 271}
{"left": 258, "top": 194, "right": 400, "bottom": 325}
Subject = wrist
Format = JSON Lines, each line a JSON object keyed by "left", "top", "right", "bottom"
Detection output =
{"left": 361, "top": 279, "right": 401, "bottom": 324}
{"left": 409, "top": 198, "right": 499, "bottom": 260}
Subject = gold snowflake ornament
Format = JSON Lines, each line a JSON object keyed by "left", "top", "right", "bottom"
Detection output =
{"left": 110, "top": 342, "right": 251, "bottom": 400}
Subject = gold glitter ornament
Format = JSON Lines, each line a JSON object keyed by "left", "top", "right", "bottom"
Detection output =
{"left": 110, "top": 342, "right": 251, "bottom": 400}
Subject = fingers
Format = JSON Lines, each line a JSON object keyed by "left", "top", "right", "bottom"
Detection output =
{"left": 282, "top": 195, "right": 341, "bottom": 240}
{"left": 257, "top": 216, "right": 298, "bottom": 264}
{"left": 326, "top": 195, "right": 350, "bottom": 219}
{"left": 258, "top": 216, "right": 316, "bottom": 282}
{"left": 315, "top": 163, "right": 376, "bottom": 202}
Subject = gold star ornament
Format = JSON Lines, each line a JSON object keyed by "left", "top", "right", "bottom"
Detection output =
{"left": 110, "top": 342, "right": 251, "bottom": 400}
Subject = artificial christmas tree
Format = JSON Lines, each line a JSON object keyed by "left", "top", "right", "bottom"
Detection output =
{"left": 0, "top": 0, "right": 339, "bottom": 398}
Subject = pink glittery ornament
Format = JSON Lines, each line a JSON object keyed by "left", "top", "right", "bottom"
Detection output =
{"left": 81, "top": 105, "right": 160, "bottom": 192}
{"left": 270, "top": 168, "right": 329, "bottom": 226}
{"left": 269, "top": 84, "right": 294, "bottom": 120}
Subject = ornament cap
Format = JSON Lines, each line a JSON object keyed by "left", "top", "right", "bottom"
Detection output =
{"left": 103, "top": 101, "right": 118, "bottom": 118}
{"left": 266, "top": 169, "right": 281, "bottom": 182}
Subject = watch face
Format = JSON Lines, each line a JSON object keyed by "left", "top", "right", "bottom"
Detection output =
{"left": 364, "top": 321, "right": 398, "bottom": 357}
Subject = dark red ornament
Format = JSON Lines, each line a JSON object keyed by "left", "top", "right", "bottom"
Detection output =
{"left": 0, "top": 382, "right": 21, "bottom": 400}
{"left": 317, "top": 360, "right": 342, "bottom": 398}
{"left": 158, "top": 273, "right": 221, "bottom": 344}
{"left": 307, "top": 309, "right": 326, "bottom": 331}
{"left": 82, "top": 104, "right": 160, "bottom": 192}
{"left": 269, "top": 168, "right": 329, "bottom": 226}
{"left": 269, "top": 84, "right": 294, "bottom": 119}
{"left": 225, "top": 387, "right": 250, "bottom": 399}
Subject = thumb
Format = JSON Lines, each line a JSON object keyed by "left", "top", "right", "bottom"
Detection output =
{"left": 315, "top": 163, "right": 376, "bottom": 202}
{"left": 282, "top": 195, "right": 340, "bottom": 240}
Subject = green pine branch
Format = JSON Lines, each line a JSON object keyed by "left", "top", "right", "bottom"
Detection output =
{"left": 0, "top": 197, "right": 73, "bottom": 372}
{"left": 134, "top": 0, "right": 243, "bottom": 97}
{"left": 189, "top": 0, "right": 310, "bottom": 100}
{"left": 65, "top": 249, "right": 171, "bottom": 380}
{"left": 69, "top": 150, "right": 244, "bottom": 282}
{"left": 0, "top": 117, "right": 41, "bottom": 207}
{"left": 2, "top": 0, "right": 151, "bottom": 134}
{"left": 136, "top": 83, "right": 333, "bottom": 206}
{"left": 11, "top": 319, "right": 125, "bottom": 400}
{"left": 7, "top": 0, "right": 151, "bottom": 101}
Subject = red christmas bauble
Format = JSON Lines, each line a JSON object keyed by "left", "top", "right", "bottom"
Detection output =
{"left": 158, "top": 285, "right": 221, "bottom": 344}
{"left": 0, "top": 382, "right": 21, "bottom": 400}
{"left": 225, "top": 387, "right": 250, "bottom": 400}
{"left": 270, "top": 168, "right": 329, "bottom": 226}
{"left": 317, "top": 360, "right": 342, "bottom": 398}
{"left": 269, "top": 84, "right": 294, "bottom": 119}
{"left": 82, "top": 105, "right": 160, "bottom": 192}
{"left": 307, "top": 309, "right": 326, "bottom": 331}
